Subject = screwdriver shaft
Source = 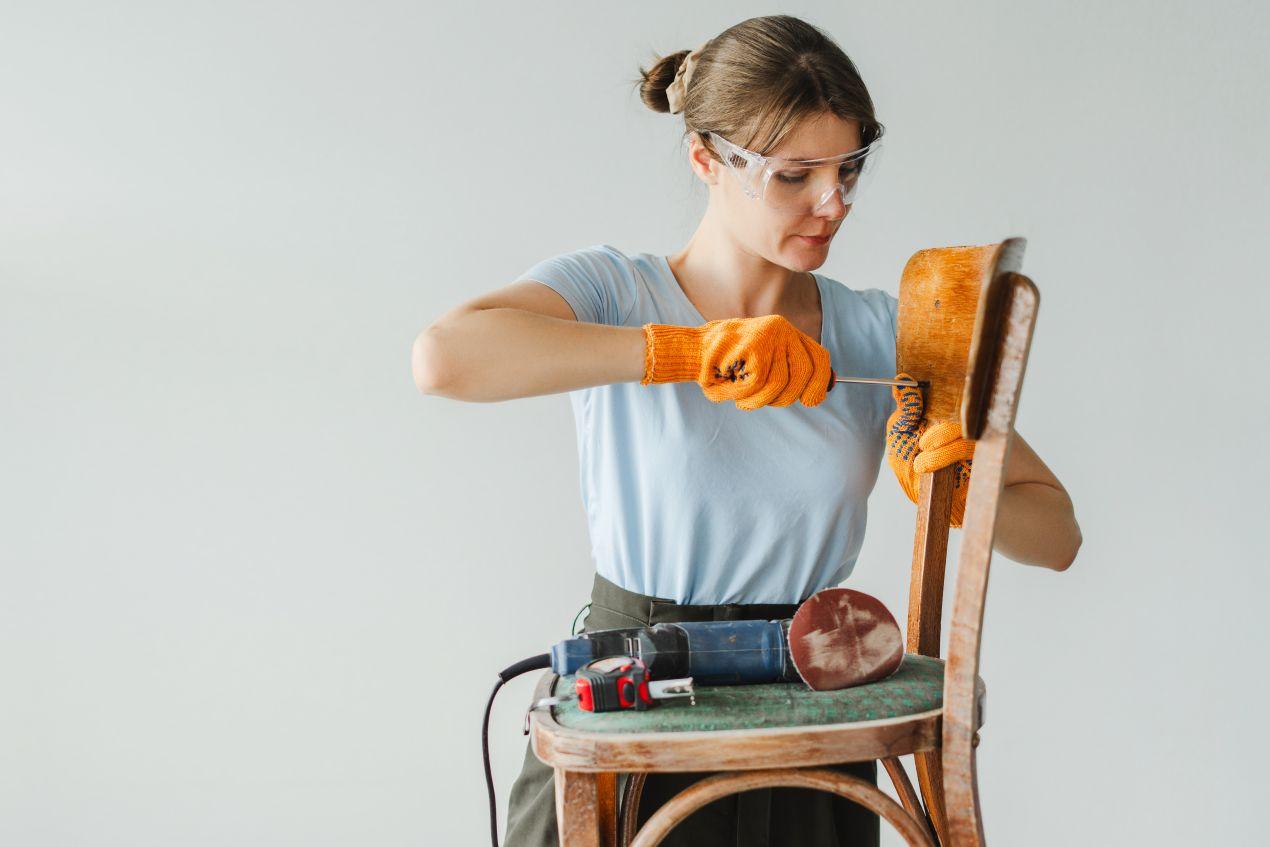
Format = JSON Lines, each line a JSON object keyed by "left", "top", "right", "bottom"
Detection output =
{"left": 834, "top": 377, "right": 925, "bottom": 388}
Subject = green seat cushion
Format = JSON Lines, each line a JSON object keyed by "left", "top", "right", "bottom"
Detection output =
{"left": 552, "top": 653, "right": 946, "bottom": 733}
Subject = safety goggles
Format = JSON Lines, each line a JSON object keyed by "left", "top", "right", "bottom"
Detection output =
{"left": 694, "top": 126, "right": 885, "bottom": 214}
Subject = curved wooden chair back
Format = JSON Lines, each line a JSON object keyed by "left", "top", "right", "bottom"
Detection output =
{"left": 896, "top": 238, "right": 1028, "bottom": 436}
{"left": 896, "top": 237, "right": 1039, "bottom": 845}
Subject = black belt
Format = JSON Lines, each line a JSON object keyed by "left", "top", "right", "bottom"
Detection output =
{"left": 588, "top": 571, "right": 807, "bottom": 625}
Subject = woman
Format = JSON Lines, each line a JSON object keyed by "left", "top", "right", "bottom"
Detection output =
{"left": 413, "top": 14, "right": 1082, "bottom": 847}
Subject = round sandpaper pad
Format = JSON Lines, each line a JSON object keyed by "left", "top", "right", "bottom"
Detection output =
{"left": 788, "top": 588, "right": 904, "bottom": 691}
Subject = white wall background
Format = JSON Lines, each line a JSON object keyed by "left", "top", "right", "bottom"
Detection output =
{"left": 3, "top": 2, "right": 1267, "bottom": 844}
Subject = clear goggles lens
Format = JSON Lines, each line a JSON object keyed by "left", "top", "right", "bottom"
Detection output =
{"left": 696, "top": 129, "right": 885, "bottom": 214}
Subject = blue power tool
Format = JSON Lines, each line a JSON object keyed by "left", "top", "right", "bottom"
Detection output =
{"left": 550, "top": 619, "right": 801, "bottom": 685}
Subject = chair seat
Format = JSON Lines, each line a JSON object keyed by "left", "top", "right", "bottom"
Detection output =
{"left": 531, "top": 653, "right": 985, "bottom": 771}
{"left": 552, "top": 653, "right": 979, "bottom": 734}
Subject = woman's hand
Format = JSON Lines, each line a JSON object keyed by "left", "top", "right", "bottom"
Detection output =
{"left": 885, "top": 373, "right": 976, "bottom": 525}
{"left": 641, "top": 314, "right": 832, "bottom": 410}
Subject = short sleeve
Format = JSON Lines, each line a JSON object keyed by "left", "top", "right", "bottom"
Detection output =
{"left": 883, "top": 290, "right": 898, "bottom": 343}
{"left": 512, "top": 243, "right": 641, "bottom": 326}
{"left": 881, "top": 290, "right": 899, "bottom": 379}
{"left": 865, "top": 289, "right": 900, "bottom": 427}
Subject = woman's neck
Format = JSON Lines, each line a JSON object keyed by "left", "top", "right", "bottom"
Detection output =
{"left": 666, "top": 217, "right": 820, "bottom": 325}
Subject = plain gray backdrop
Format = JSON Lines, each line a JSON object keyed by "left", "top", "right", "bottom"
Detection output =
{"left": 3, "top": 2, "right": 1267, "bottom": 844}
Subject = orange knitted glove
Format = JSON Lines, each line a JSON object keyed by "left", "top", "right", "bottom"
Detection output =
{"left": 885, "top": 372, "right": 976, "bottom": 527}
{"left": 641, "top": 314, "right": 832, "bottom": 411}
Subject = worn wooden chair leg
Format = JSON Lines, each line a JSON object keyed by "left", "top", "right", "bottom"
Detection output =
{"left": 883, "top": 756, "right": 938, "bottom": 845}
{"left": 942, "top": 737, "right": 984, "bottom": 847}
{"left": 597, "top": 771, "right": 619, "bottom": 846}
{"left": 908, "top": 467, "right": 956, "bottom": 847}
{"left": 618, "top": 773, "right": 646, "bottom": 847}
{"left": 555, "top": 769, "right": 612, "bottom": 847}
{"left": 628, "top": 767, "right": 935, "bottom": 847}
{"left": 914, "top": 752, "right": 949, "bottom": 845}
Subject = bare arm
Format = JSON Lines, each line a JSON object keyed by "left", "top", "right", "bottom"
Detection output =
{"left": 992, "top": 430, "right": 1083, "bottom": 571}
{"left": 412, "top": 281, "right": 647, "bottom": 401}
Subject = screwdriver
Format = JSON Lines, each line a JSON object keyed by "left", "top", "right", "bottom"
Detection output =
{"left": 828, "top": 371, "right": 927, "bottom": 390}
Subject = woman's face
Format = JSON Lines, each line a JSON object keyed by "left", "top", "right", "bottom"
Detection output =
{"left": 695, "top": 112, "right": 865, "bottom": 272}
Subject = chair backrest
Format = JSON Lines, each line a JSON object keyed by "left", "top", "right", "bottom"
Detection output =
{"left": 895, "top": 238, "right": 1039, "bottom": 709}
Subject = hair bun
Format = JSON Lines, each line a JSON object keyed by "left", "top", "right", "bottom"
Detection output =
{"left": 637, "top": 49, "right": 692, "bottom": 114}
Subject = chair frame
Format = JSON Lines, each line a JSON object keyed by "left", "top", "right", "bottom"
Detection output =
{"left": 528, "top": 263, "right": 1040, "bottom": 847}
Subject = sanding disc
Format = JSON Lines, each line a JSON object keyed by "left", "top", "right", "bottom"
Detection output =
{"left": 788, "top": 588, "right": 904, "bottom": 691}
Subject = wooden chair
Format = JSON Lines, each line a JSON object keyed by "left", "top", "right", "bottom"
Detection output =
{"left": 528, "top": 237, "right": 1039, "bottom": 847}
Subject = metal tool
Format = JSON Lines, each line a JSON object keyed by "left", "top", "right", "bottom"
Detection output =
{"left": 543, "top": 674, "right": 695, "bottom": 708}
{"left": 524, "top": 657, "right": 695, "bottom": 731}
{"left": 536, "top": 660, "right": 694, "bottom": 710}
{"left": 831, "top": 375, "right": 927, "bottom": 388}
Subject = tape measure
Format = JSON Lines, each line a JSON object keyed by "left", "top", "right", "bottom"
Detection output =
{"left": 576, "top": 656, "right": 653, "bottom": 712}
{"left": 524, "top": 656, "right": 694, "bottom": 732}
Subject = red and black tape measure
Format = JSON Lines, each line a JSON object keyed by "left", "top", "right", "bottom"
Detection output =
{"left": 575, "top": 656, "right": 653, "bottom": 712}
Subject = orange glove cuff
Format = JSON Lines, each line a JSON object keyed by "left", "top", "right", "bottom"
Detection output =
{"left": 641, "top": 324, "right": 706, "bottom": 385}
{"left": 913, "top": 421, "right": 975, "bottom": 474}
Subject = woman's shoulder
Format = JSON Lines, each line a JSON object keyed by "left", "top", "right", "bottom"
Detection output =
{"left": 516, "top": 242, "right": 636, "bottom": 282}
{"left": 513, "top": 243, "right": 651, "bottom": 326}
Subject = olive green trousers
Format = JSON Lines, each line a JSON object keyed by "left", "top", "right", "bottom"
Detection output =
{"left": 503, "top": 572, "right": 880, "bottom": 847}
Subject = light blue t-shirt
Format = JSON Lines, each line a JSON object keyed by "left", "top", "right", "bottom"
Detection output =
{"left": 514, "top": 243, "right": 899, "bottom": 605}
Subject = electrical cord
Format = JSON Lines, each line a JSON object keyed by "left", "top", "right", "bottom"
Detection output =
{"left": 483, "top": 653, "right": 552, "bottom": 847}
{"left": 570, "top": 602, "right": 591, "bottom": 636}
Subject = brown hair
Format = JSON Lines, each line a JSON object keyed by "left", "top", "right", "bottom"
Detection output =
{"left": 634, "top": 15, "right": 883, "bottom": 160}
